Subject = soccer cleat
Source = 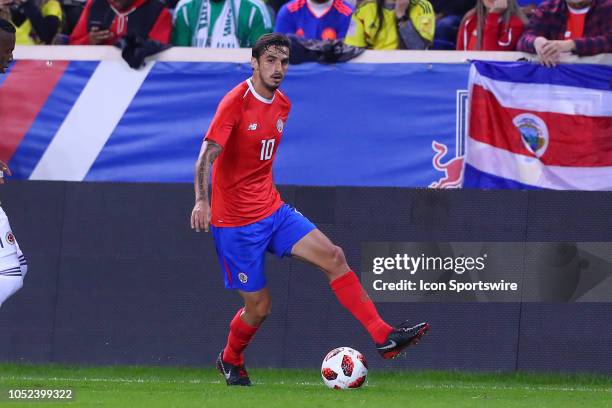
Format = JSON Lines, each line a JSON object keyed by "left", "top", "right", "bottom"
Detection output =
{"left": 216, "top": 349, "right": 252, "bottom": 386}
{"left": 376, "top": 321, "right": 430, "bottom": 359}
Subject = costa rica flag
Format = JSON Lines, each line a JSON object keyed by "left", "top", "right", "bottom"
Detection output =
{"left": 463, "top": 61, "right": 612, "bottom": 191}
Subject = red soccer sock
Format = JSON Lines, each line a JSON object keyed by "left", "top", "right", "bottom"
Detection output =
{"left": 330, "top": 271, "right": 393, "bottom": 344}
{"left": 222, "top": 308, "right": 259, "bottom": 366}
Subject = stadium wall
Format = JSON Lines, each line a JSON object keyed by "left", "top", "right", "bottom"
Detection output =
{"left": 1, "top": 181, "right": 611, "bottom": 373}
{"left": 4, "top": 49, "right": 611, "bottom": 188}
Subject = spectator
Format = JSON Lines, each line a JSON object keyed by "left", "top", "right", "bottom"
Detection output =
{"left": 517, "top": 0, "right": 612, "bottom": 66}
{"left": 172, "top": 0, "right": 272, "bottom": 47}
{"left": 429, "top": 0, "right": 475, "bottom": 49}
{"left": 344, "top": 0, "right": 435, "bottom": 49}
{"left": 69, "top": 0, "right": 171, "bottom": 45}
{"left": 275, "top": 0, "right": 353, "bottom": 40}
{"left": 457, "top": 0, "right": 527, "bottom": 51}
{"left": 0, "top": 18, "right": 15, "bottom": 73}
{"left": 0, "top": 0, "right": 62, "bottom": 44}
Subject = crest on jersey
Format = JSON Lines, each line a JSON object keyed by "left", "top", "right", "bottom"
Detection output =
{"left": 6, "top": 231, "right": 15, "bottom": 245}
{"left": 276, "top": 118, "right": 284, "bottom": 133}
{"left": 238, "top": 273, "right": 248, "bottom": 284}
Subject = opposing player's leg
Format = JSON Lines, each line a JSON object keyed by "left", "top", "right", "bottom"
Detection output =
{"left": 291, "top": 229, "right": 429, "bottom": 359}
{"left": 0, "top": 274, "right": 23, "bottom": 308}
{"left": 0, "top": 209, "right": 24, "bottom": 309}
{"left": 211, "top": 216, "right": 276, "bottom": 386}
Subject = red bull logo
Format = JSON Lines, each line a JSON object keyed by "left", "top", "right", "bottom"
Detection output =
{"left": 430, "top": 141, "right": 465, "bottom": 189}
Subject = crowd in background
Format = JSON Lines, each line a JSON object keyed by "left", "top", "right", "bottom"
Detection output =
{"left": 0, "top": 0, "right": 610, "bottom": 62}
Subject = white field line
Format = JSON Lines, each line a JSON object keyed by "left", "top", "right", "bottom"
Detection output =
{"left": 1, "top": 376, "right": 611, "bottom": 393}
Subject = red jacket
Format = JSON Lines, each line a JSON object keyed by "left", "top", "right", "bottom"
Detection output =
{"left": 69, "top": 0, "right": 171, "bottom": 45}
{"left": 456, "top": 10, "right": 525, "bottom": 51}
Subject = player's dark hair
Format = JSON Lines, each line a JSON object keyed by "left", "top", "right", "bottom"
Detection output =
{"left": 252, "top": 33, "right": 291, "bottom": 60}
{"left": 0, "top": 18, "right": 16, "bottom": 34}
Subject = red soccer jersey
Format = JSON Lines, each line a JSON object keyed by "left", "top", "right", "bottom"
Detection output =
{"left": 205, "top": 78, "right": 291, "bottom": 227}
{"left": 564, "top": 7, "right": 588, "bottom": 40}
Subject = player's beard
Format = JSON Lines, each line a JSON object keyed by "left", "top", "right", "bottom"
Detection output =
{"left": 262, "top": 73, "right": 283, "bottom": 92}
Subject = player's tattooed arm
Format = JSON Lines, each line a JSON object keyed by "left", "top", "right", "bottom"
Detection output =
{"left": 191, "top": 141, "right": 222, "bottom": 232}
{"left": 195, "top": 141, "right": 222, "bottom": 202}
{"left": 0, "top": 160, "right": 11, "bottom": 185}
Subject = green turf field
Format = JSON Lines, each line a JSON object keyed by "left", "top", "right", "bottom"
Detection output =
{"left": 1, "top": 363, "right": 611, "bottom": 407}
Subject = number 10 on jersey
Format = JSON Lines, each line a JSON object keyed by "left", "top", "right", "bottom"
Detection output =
{"left": 260, "top": 139, "right": 275, "bottom": 161}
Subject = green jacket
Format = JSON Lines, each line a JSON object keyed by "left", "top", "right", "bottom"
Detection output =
{"left": 172, "top": 0, "right": 273, "bottom": 47}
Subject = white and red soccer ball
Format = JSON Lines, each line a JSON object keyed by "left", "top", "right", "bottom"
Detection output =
{"left": 321, "top": 347, "right": 368, "bottom": 390}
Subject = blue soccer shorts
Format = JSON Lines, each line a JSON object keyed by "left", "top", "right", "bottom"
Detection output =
{"left": 211, "top": 204, "right": 316, "bottom": 292}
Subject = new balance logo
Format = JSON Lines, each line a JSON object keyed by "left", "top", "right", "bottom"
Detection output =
{"left": 248, "top": 123, "right": 258, "bottom": 131}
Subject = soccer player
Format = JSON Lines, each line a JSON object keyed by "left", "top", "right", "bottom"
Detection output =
{"left": 191, "top": 33, "right": 429, "bottom": 386}
{"left": 0, "top": 19, "right": 27, "bottom": 309}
